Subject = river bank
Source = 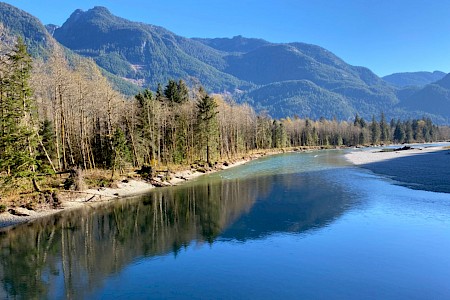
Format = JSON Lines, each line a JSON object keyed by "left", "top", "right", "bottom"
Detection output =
{"left": 345, "top": 144, "right": 450, "bottom": 193}
{"left": 0, "top": 153, "right": 266, "bottom": 229}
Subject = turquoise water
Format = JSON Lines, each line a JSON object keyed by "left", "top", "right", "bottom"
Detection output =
{"left": 1, "top": 150, "right": 449, "bottom": 299}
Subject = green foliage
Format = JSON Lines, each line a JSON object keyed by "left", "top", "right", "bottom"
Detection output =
{"left": 0, "top": 38, "right": 40, "bottom": 181}
{"left": 370, "top": 115, "right": 381, "bottom": 144}
{"left": 164, "top": 79, "right": 189, "bottom": 104}
{"left": 112, "top": 127, "right": 132, "bottom": 174}
{"left": 196, "top": 93, "right": 219, "bottom": 164}
{"left": 272, "top": 120, "right": 287, "bottom": 148}
{"left": 379, "top": 112, "right": 390, "bottom": 143}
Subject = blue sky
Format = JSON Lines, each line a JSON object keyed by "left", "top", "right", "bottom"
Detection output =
{"left": 2, "top": 0, "right": 450, "bottom": 76}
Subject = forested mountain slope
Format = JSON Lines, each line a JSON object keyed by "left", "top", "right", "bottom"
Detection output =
{"left": 383, "top": 71, "right": 446, "bottom": 87}
{"left": 1, "top": 2, "right": 449, "bottom": 123}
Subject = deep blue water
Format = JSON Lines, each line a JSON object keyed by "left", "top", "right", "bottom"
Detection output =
{"left": 1, "top": 150, "right": 449, "bottom": 299}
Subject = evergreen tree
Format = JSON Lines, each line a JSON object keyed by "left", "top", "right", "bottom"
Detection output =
{"left": 404, "top": 120, "right": 413, "bottom": 143}
{"left": 164, "top": 79, "right": 179, "bottom": 104}
{"left": 370, "top": 115, "right": 380, "bottom": 145}
{"left": 164, "top": 79, "right": 189, "bottom": 104}
{"left": 136, "top": 88, "right": 156, "bottom": 164}
{"left": 393, "top": 119, "right": 405, "bottom": 143}
{"left": 196, "top": 93, "right": 218, "bottom": 164}
{"left": 0, "top": 38, "right": 40, "bottom": 189}
{"left": 112, "top": 127, "right": 131, "bottom": 176}
{"left": 354, "top": 114, "right": 361, "bottom": 127}
{"left": 379, "top": 112, "right": 390, "bottom": 143}
{"left": 156, "top": 83, "right": 164, "bottom": 101}
{"left": 177, "top": 79, "right": 189, "bottom": 104}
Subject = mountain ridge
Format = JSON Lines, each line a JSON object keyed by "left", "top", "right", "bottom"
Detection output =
{"left": 383, "top": 71, "right": 446, "bottom": 87}
{"left": 1, "top": 3, "right": 449, "bottom": 123}
{"left": 53, "top": 6, "right": 246, "bottom": 92}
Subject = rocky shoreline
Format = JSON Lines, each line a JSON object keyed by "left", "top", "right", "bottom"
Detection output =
{"left": 0, "top": 157, "right": 253, "bottom": 230}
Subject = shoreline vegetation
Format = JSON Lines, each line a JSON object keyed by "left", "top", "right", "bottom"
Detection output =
{"left": 0, "top": 148, "right": 299, "bottom": 229}
{"left": 2, "top": 39, "right": 450, "bottom": 229}
{"left": 3, "top": 143, "right": 449, "bottom": 229}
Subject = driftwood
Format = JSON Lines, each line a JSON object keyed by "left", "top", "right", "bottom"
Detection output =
{"left": 36, "top": 170, "right": 75, "bottom": 177}
{"left": 59, "top": 190, "right": 119, "bottom": 202}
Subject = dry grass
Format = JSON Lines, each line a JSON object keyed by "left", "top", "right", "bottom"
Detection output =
{"left": 0, "top": 175, "right": 66, "bottom": 211}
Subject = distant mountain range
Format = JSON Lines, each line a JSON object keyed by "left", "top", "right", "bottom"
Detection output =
{"left": 1, "top": 3, "right": 449, "bottom": 123}
{"left": 383, "top": 71, "right": 446, "bottom": 87}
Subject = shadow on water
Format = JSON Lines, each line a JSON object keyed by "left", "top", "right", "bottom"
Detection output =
{"left": 360, "top": 149, "right": 450, "bottom": 193}
{"left": 0, "top": 152, "right": 357, "bottom": 299}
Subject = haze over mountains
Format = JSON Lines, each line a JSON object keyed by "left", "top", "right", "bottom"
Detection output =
{"left": 383, "top": 71, "right": 446, "bottom": 88}
{"left": 1, "top": 2, "right": 449, "bottom": 123}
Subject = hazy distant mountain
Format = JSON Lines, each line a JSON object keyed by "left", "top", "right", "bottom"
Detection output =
{"left": 399, "top": 73, "right": 450, "bottom": 122}
{"left": 242, "top": 80, "right": 356, "bottom": 119}
{"left": 2, "top": 3, "right": 450, "bottom": 123}
{"left": 383, "top": 71, "right": 446, "bottom": 87}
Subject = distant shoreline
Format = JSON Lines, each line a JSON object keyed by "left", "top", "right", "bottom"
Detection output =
{"left": 344, "top": 144, "right": 448, "bottom": 165}
{"left": 345, "top": 143, "right": 450, "bottom": 194}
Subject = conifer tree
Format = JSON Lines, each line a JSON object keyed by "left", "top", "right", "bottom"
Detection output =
{"left": 196, "top": 93, "right": 218, "bottom": 164}
{"left": 111, "top": 127, "right": 131, "bottom": 177}
{"left": 0, "top": 38, "right": 40, "bottom": 189}
{"left": 379, "top": 112, "right": 390, "bottom": 143}
{"left": 370, "top": 115, "right": 380, "bottom": 145}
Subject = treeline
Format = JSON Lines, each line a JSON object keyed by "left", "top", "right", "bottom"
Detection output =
{"left": 1, "top": 39, "right": 449, "bottom": 191}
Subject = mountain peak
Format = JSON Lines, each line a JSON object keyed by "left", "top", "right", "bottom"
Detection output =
{"left": 91, "top": 6, "right": 111, "bottom": 13}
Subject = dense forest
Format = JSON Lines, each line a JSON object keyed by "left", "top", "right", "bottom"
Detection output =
{"left": 1, "top": 39, "right": 449, "bottom": 205}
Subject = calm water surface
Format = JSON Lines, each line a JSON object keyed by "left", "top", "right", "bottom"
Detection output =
{"left": 1, "top": 150, "right": 449, "bottom": 299}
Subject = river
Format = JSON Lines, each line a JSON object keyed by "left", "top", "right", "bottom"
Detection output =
{"left": 1, "top": 150, "right": 449, "bottom": 299}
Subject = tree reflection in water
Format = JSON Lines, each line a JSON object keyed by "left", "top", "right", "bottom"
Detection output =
{"left": 0, "top": 166, "right": 352, "bottom": 299}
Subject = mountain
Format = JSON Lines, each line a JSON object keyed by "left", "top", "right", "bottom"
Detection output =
{"left": 53, "top": 7, "right": 246, "bottom": 92}
{"left": 52, "top": 7, "right": 402, "bottom": 120}
{"left": 222, "top": 42, "right": 398, "bottom": 118}
{"left": 2, "top": 3, "right": 450, "bottom": 123}
{"left": 399, "top": 73, "right": 450, "bottom": 122}
{"left": 383, "top": 71, "right": 446, "bottom": 87}
{"left": 241, "top": 80, "right": 356, "bottom": 119}
{"left": 0, "top": 3, "right": 140, "bottom": 96}
{"left": 0, "top": 2, "right": 54, "bottom": 57}
{"left": 193, "top": 35, "right": 271, "bottom": 53}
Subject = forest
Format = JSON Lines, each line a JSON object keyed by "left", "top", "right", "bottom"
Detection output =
{"left": 1, "top": 39, "right": 449, "bottom": 207}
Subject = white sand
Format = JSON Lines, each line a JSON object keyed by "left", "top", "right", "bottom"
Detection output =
{"left": 345, "top": 145, "right": 446, "bottom": 165}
